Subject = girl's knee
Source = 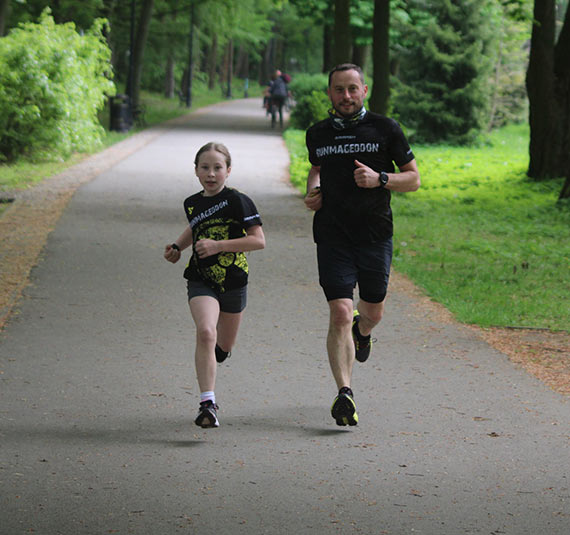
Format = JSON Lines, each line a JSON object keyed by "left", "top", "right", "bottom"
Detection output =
{"left": 196, "top": 324, "right": 217, "bottom": 346}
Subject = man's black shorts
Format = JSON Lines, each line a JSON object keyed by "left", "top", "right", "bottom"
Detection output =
{"left": 316, "top": 239, "right": 392, "bottom": 303}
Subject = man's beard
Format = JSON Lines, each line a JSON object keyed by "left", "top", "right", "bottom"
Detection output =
{"left": 334, "top": 101, "right": 358, "bottom": 118}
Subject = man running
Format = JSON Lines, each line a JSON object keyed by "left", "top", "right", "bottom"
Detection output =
{"left": 304, "top": 63, "right": 420, "bottom": 426}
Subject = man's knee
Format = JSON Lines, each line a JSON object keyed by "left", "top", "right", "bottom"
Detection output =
{"left": 329, "top": 300, "right": 353, "bottom": 330}
{"left": 359, "top": 300, "right": 385, "bottom": 326}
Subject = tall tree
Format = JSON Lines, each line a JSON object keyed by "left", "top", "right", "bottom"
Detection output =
{"left": 392, "top": 0, "right": 494, "bottom": 144}
{"left": 526, "top": 0, "right": 570, "bottom": 184}
{"left": 369, "top": 0, "right": 390, "bottom": 114}
{"left": 130, "top": 0, "right": 154, "bottom": 109}
{"left": 0, "top": 0, "right": 10, "bottom": 36}
{"left": 333, "top": 0, "right": 351, "bottom": 64}
{"left": 290, "top": 0, "right": 333, "bottom": 72}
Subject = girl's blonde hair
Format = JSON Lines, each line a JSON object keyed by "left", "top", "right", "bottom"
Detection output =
{"left": 194, "top": 142, "right": 232, "bottom": 168}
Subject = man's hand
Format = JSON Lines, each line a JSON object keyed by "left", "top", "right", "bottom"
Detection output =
{"left": 354, "top": 159, "right": 380, "bottom": 188}
{"left": 304, "top": 186, "right": 322, "bottom": 211}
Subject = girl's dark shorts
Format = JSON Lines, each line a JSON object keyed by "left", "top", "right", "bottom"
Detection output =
{"left": 187, "top": 281, "right": 247, "bottom": 313}
{"left": 316, "top": 238, "right": 393, "bottom": 303}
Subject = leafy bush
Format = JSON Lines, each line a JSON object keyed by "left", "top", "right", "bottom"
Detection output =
{"left": 0, "top": 10, "right": 115, "bottom": 162}
{"left": 288, "top": 73, "right": 328, "bottom": 100}
{"left": 289, "top": 90, "right": 330, "bottom": 130}
{"left": 288, "top": 73, "right": 330, "bottom": 130}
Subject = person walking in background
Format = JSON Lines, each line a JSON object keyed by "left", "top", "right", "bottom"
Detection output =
{"left": 269, "top": 69, "right": 289, "bottom": 128}
{"left": 304, "top": 64, "right": 420, "bottom": 427}
{"left": 164, "top": 142, "right": 265, "bottom": 428}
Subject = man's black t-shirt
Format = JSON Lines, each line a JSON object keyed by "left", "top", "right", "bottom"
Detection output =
{"left": 183, "top": 187, "right": 262, "bottom": 292}
{"left": 306, "top": 111, "right": 414, "bottom": 245}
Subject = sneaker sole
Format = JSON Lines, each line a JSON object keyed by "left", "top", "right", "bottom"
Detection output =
{"left": 195, "top": 410, "right": 219, "bottom": 428}
{"left": 331, "top": 394, "right": 358, "bottom": 426}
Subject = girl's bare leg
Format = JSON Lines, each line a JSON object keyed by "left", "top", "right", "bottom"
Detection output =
{"left": 216, "top": 311, "right": 243, "bottom": 353}
{"left": 189, "top": 296, "right": 220, "bottom": 392}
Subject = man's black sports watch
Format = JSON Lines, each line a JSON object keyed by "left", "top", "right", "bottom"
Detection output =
{"left": 379, "top": 171, "right": 389, "bottom": 188}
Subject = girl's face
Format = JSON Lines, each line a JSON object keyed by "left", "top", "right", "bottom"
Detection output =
{"left": 195, "top": 149, "right": 231, "bottom": 197}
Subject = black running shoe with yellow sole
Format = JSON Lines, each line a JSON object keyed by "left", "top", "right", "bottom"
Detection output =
{"left": 331, "top": 387, "right": 358, "bottom": 426}
{"left": 195, "top": 400, "right": 220, "bottom": 428}
{"left": 352, "top": 310, "right": 373, "bottom": 363}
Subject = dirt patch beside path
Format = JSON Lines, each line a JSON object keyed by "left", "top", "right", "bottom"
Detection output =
{"left": 390, "top": 273, "right": 569, "bottom": 396}
{"left": 0, "top": 129, "right": 162, "bottom": 326}
{"left": 2, "top": 134, "right": 568, "bottom": 396}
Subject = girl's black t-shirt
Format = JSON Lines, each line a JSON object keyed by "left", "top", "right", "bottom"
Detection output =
{"left": 183, "top": 187, "right": 262, "bottom": 292}
{"left": 306, "top": 111, "right": 414, "bottom": 245}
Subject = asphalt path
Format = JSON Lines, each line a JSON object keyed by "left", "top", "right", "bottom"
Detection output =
{"left": 1, "top": 98, "right": 568, "bottom": 535}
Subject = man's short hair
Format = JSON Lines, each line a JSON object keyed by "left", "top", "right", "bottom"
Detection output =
{"left": 328, "top": 63, "right": 365, "bottom": 87}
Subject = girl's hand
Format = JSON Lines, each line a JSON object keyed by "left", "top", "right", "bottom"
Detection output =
{"left": 164, "top": 244, "right": 181, "bottom": 263}
{"left": 304, "top": 187, "right": 322, "bottom": 211}
{"left": 194, "top": 239, "right": 220, "bottom": 259}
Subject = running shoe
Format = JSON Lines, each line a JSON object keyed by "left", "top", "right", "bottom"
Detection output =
{"left": 215, "top": 345, "right": 231, "bottom": 363}
{"left": 352, "top": 310, "right": 373, "bottom": 363}
{"left": 331, "top": 387, "right": 358, "bottom": 426}
{"left": 195, "top": 400, "right": 220, "bottom": 428}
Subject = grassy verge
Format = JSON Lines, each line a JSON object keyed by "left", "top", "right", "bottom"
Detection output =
{"left": 0, "top": 78, "right": 259, "bottom": 205}
{"left": 284, "top": 124, "right": 569, "bottom": 331}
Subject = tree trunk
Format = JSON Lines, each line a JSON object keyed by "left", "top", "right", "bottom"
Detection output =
{"left": 526, "top": 0, "right": 567, "bottom": 179}
{"left": 184, "top": 2, "right": 196, "bottom": 108}
{"left": 553, "top": 2, "right": 570, "bottom": 188}
{"left": 323, "top": 23, "right": 333, "bottom": 73}
{"left": 208, "top": 33, "right": 218, "bottom": 91}
{"left": 226, "top": 39, "right": 233, "bottom": 99}
{"left": 131, "top": 0, "right": 154, "bottom": 109}
{"left": 163, "top": 11, "right": 176, "bottom": 99}
{"left": 333, "top": 0, "right": 351, "bottom": 65}
{"left": 352, "top": 44, "right": 369, "bottom": 71}
{"left": 235, "top": 44, "right": 247, "bottom": 78}
{"left": 559, "top": 175, "right": 570, "bottom": 199}
{"left": 0, "top": 0, "right": 10, "bottom": 36}
{"left": 164, "top": 54, "right": 175, "bottom": 98}
{"left": 369, "top": 0, "right": 390, "bottom": 115}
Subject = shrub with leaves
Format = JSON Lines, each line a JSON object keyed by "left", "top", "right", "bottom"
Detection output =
{"left": 288, "top": 73, "right": 329, "bottom": 130}
{"left": 0, "top": 10, "right": 115, "bottom": 162}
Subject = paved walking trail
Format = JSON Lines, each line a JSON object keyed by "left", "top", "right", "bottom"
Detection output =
{"left": 1, "top": 99, "right": 568, "bottom": 535}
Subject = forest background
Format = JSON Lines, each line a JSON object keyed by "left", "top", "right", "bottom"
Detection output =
{"left": 0, "top": 0, "right": 568, "bottom": 387}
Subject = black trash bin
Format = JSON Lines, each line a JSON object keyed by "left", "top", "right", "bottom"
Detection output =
{"left": 109, "top": 94, "right": 132, "bottom": 132}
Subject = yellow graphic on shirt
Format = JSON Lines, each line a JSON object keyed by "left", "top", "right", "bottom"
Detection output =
{"left": 193, "top": 218, "right": 248, "bottom": 291}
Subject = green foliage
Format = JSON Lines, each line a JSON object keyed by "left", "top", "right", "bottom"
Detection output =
{"left": 284, "top": 129, "right": 310, "bottom": 191}
{"left": 284, "top": 123, "right": 569, "bottom": 330}
{"left": 288, "top": 73, "right": 329, "bottom": 129}
{"left": 393, "top": 0, "right": 494, "bottom": 145}
{"left": 0, "top": 84, "right": 241, "bottom": 195}
{"left": 0, "top": 10, "right": 115, "bottom": 162}
{"left": 289, "top": 91, "right": 330, "bottom": 130}
{"left": 288, "top": 72, "right": 328, "bottom": 98}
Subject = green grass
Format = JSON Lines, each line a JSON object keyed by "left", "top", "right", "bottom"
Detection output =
{"left": 284, "top": 124, "right": 569, "bottom": 331}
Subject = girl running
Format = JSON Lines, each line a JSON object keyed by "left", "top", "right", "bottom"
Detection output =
{"left": 164, "top": 142, "right": 265, "bottom": 428}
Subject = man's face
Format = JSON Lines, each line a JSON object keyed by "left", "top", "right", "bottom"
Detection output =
{"left": 328, "top": 69, "right": 368, "bottom": 118}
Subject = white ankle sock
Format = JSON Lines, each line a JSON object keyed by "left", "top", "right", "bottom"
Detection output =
{"left": 200, "top": 391, "right": 215, "bottom": 404}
